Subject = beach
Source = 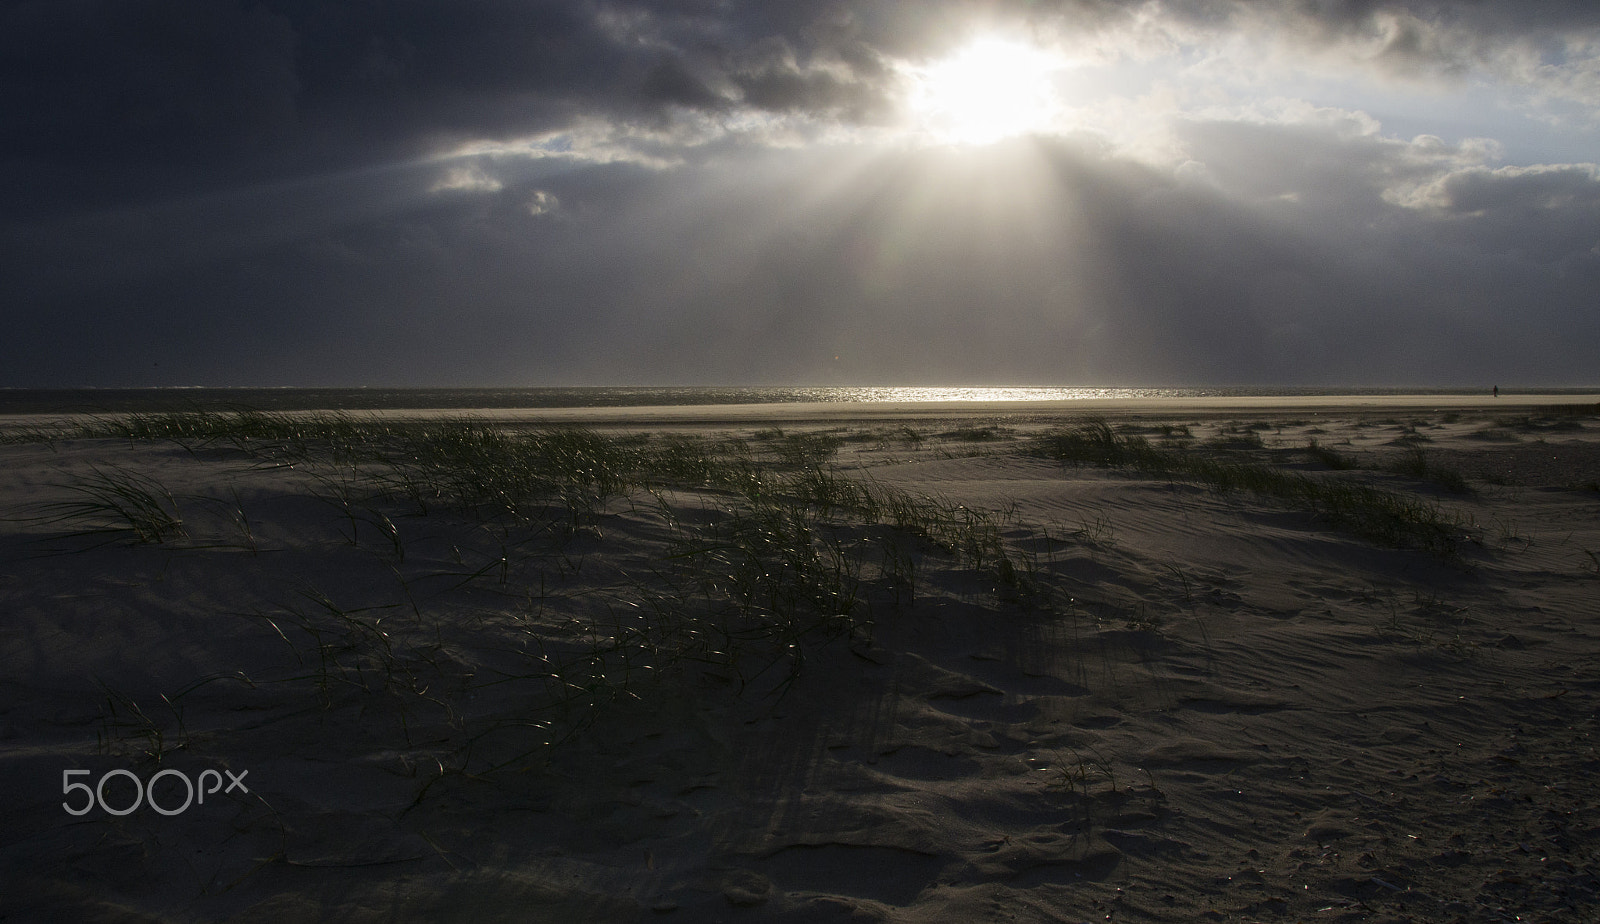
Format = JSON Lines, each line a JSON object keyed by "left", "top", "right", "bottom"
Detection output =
{"left": 2, "top": 396, "right": 1597, "bottom": 922}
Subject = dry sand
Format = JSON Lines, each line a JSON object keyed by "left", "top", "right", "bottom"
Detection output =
{"left": 1, "top": 398, "right": 1597, "bottom": 922}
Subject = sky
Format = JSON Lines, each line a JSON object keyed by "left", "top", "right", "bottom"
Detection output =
{"left": 3, "top": 0, "right": 1599, "bottom": 388}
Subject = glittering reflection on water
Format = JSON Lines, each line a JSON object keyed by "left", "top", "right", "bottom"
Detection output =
{"left": 0, "top": 384, "right": 1556, "bottom": 414}
{"left": 809, "top": 386, "right": 1178, "bottom": 403}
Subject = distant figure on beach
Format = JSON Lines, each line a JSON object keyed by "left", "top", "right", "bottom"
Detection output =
{"left": 1493, "top": 385, "right": 1499, "bottom": 397}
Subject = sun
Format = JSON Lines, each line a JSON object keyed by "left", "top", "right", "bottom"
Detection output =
{"left": 909, "top": 35, "right": 1065, "bottom": 145}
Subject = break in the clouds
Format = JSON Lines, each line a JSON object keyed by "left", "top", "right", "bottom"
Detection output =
{"left": 2, "top": 0, "right": 1598, "bottom": 387}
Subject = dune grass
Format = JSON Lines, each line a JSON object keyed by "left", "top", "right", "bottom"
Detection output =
{"left": 25, "top": 406, "right": 1507, "bottom": 794}
{"left": 1386, "top": 447, "right": 1472, "bottom": 494}
{"left": 30, "top": 466, "right": 188, "bottom": 545}
{"left": 16, "top": 411, "right": 1063, "bottom": 786}
{"left": 1036, "top": 419, "right": 1469, "bottom": 555}
{"left": 1304, "top": 438, "right": 1358, "bottom": 471}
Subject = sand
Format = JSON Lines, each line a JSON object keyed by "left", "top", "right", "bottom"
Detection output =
{"left": 1, "top": 398, "right": 1597, "bottom": 922}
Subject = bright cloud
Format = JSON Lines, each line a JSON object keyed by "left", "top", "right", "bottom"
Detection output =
{"left": 430, "top": 164, "right": 504, "bottom": 194}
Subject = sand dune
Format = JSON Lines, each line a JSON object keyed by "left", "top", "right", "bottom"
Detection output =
{"left": 1, "top": 402, "right": 1597, "bottom": 922}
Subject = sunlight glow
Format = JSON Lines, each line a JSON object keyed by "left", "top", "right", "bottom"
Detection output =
{"left": 909, "top": 36, "right": 1066, "bottom": 144}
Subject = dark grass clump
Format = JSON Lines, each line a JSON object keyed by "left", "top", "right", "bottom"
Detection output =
{"left": 1037, "top": 419, "right": 1467, "bottom": 554}
{"left": 1390, "top": 426, "right": 1431, "bottom": 446}
{"left": 1512, "top": 415, "right": 1587, "bottom": 434}
{"left": 79, "top": 409, "right": 391, "bottom": 460}
{"left": 1305, "top": 439, "right": 1357, "bottom": 470}
{"left": 770, "top": 431, "right": 845, "bottom": 468}
{"left": 29, "top": 467, "right": 187, "bottom": 545}
{"left": 1205, "top": 422, "right": 1267, "bottom": 451}
{"left": 1036, "top": 419, "right": 1169, "bottom": 469}
{"left": 1387, "top": 448, "right": 1473, "bottom": 495}
{"left": 938, "top": 426, "right": 1013, "bottom": 443}
{"left": 1467, "top": 426, "right": 1522, "bottom": 443}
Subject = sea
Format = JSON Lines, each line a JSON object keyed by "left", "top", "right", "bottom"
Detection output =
{"left": 2, "top": 385, "right": 1597, "bottom": 415}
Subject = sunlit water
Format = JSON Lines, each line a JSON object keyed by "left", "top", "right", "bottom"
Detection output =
{"left": 2, "top": 385, "right": 1594, "bottom": 414}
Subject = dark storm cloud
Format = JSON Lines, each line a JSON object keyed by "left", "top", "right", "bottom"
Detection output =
{"left": 1147, "top": 0, "right": 1600, "bottom": 34}
{"left": 1270, "top": 0, "right": 1600, "bottom": 80}
{"left": 1, "top": 2, "right": 886, "bottom": 205}
{"left": 0, "top": 0, "right": 298, "bottom": 163}
{"left": 2, "top": 0, "right": 1598, "bottom": 387}
{"left": 2, "top": 1, "right": 622, "bottom": 213}
{"left": 1421, "top": 164, "right": 1600, "bottom": 218}
{"left": 3, "top": 0, "right": 1592, "bottom": 206}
